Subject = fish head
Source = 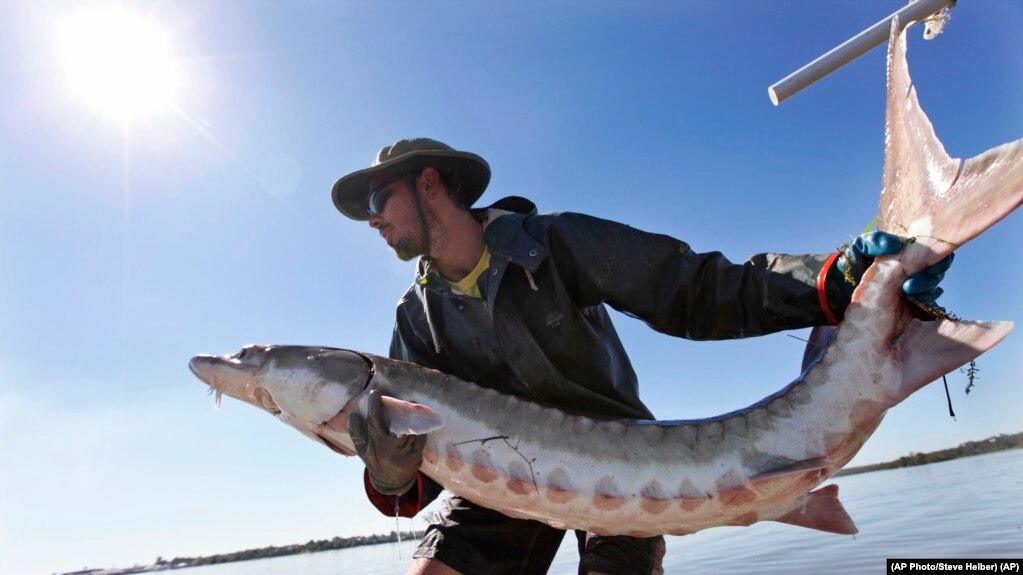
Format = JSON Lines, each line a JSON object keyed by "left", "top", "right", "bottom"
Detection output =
{"left": 189, "top": 345, "right": 369, "bottom": 427}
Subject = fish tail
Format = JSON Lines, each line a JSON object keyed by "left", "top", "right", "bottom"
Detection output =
{"left": 878, "top": 18, "right": 1023, "bottom": 273}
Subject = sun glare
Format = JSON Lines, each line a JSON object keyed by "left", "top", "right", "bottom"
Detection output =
{"left": 56, "top": 6, "right": 181, "bottom": 118}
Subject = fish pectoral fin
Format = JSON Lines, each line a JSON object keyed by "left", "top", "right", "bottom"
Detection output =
{"left": 379, "top": 395, "right": 443, "bottom": 436}
{"left": 770, "top": 484, "right": 858, "bottom": 535}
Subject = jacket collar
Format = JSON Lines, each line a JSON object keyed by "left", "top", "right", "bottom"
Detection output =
{"left": 414, "top": 196, "right": 547, "bottom": 282}
{"left": 479, "top": 197, "right": 548, "bottom": 273}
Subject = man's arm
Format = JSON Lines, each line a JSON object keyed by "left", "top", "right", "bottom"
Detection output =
{"left": 544, "top": 213, "right": 947, "bottom": 338}
{"left": 544, "top": 212, "right": 833, "bottom": 339}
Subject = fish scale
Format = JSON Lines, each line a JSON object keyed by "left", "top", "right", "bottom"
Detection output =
{"left": 190, "top": 20, "right": 1022, "bottom": 538}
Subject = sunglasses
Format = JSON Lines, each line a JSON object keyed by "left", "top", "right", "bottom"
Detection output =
{"left": 367, "top": 180, "right": 400, "bottom": 217}
{"left": 367, "top": 172, "right": 419, "bottom": 217}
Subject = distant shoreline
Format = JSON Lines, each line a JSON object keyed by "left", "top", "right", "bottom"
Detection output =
{"left": 159, "top": 530, "right": 423, "bottom": 571}
{"left": 59, "top": 531, "right": 422, "bottom": 575}
{"left": 835, "top": 431, "right": 1022, "bottom": 476}
{"left": 64, "top": 432, "right": 1022, "bottom": 575}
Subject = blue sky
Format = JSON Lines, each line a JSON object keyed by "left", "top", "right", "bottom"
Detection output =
{"left": 2, "top": 1, "right": 1022, "bottom": 573}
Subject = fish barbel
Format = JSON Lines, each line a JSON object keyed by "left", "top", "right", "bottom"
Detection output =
{"left": 189, "top": 21, "right": 1023, "bottom": 537}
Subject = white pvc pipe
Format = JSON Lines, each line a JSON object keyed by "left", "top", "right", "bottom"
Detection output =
{"left": 768, "top": 0, "right": 953, "bottom": 105}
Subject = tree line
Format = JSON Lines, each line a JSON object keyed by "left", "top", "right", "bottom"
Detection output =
{"left": 158, "top": 530, "right": 421, "bottom": 568}
{"left": 835, "top": 431, "right": 1022, "bottom": 477}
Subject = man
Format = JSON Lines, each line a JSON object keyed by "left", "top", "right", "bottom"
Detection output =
{"left": 331, "top": 138, "right": 949, "bottom": 575}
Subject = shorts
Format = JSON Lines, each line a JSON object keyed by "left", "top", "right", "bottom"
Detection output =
{"left": 413, "top": 495, "right": 665, "bottom": 575}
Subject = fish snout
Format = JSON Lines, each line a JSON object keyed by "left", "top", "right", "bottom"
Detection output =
{"left": 189, "top": 354, "right": 227, "bottom": 409}
{"left": 189, "top": 345, "right": 270, "bottom": 382}
{"left": 188, "top": 354, "right": 217, "bottom": 383}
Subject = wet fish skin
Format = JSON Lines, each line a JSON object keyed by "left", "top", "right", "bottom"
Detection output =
{"left": 189, "top": 20, "right": 1022, "bottom": 537}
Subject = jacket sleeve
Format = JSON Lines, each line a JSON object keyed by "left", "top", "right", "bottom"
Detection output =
{"left": 544, "top": 212, "right": 839, "bottom": 340}
{"left": 359, "top": 291, "right": 447, "bottom": 518}
{"left": 361, "top": 468, "right": 445, "bottom": 519}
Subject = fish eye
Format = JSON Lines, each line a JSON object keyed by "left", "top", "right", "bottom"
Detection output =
{"left": 232, "top": 344, "right": 264, "bottom": 361}
{"left": 234, "top": 345, "right": 257, "bottom": 360}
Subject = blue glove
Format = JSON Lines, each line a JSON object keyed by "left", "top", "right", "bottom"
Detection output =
{"left": 901, "top": 254, "right": 954, "bottom": 305}
{"left": 836, "top": 231, "right": 953, "bottom": 304}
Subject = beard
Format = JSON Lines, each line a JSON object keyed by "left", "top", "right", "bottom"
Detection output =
{"left": 389, "top": 201, "right": 444, "bottom": 262}
{"left": 392, "top": 237, "right": 423, "bottom": 262}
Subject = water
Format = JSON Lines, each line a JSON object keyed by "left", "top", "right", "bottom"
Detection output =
{"left": 171, "top": 450, "right": 1023, "bottom": 574}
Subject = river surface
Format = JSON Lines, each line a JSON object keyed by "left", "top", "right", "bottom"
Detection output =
{"left": 170, "top": 449, "right": 1023, "bottom": 574}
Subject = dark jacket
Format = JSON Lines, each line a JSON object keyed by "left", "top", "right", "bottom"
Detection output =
{"left": 366, "top": 196, "right": 840, "bottom": 516}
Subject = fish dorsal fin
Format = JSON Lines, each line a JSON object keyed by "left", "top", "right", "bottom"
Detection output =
{"left": 379, "top": 395, "right": 444, "bottom": 436}
{"left": 772, "top": 484, "right": 858, "bottom": 535}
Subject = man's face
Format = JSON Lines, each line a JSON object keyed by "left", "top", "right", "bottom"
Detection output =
{"left": 366, "top": 173, "right": 427, "bottom": 261}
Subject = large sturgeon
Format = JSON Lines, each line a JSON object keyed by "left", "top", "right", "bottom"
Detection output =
{"left": 189, "top": 22, "right": 1023, "bottom": 538}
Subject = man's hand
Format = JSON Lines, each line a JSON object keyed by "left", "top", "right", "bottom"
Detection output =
{"left": 901, "top": 252, "right": 954, "bottom": 305}
{"left": 836, "top": 231, "right": 953, "bottom": 304}
{"left": 348, "top": 390, "right": 426, "bottom": 495}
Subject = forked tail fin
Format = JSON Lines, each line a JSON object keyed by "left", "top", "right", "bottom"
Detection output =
{"left": 893, "top": 318, "right": 1014, "bottom": 403}
{"left": 879, "top": 19, "right": 1023, "bottom": 273}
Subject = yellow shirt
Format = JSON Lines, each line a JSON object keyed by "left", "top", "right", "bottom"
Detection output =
{"left": 449, "top": 247, "right": 491, "bottom": 299}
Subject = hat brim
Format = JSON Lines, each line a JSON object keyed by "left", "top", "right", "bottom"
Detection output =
{"left": 332, "top": 149, "right": 490, "bottom": 221}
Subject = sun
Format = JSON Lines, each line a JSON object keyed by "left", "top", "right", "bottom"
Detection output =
{"left": 56, "top": 6, "right": 181, "bottom": 118}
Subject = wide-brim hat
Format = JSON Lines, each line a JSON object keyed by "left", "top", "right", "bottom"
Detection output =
{"left": 332, "top": 138, "right": 491, "bottom": 221}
